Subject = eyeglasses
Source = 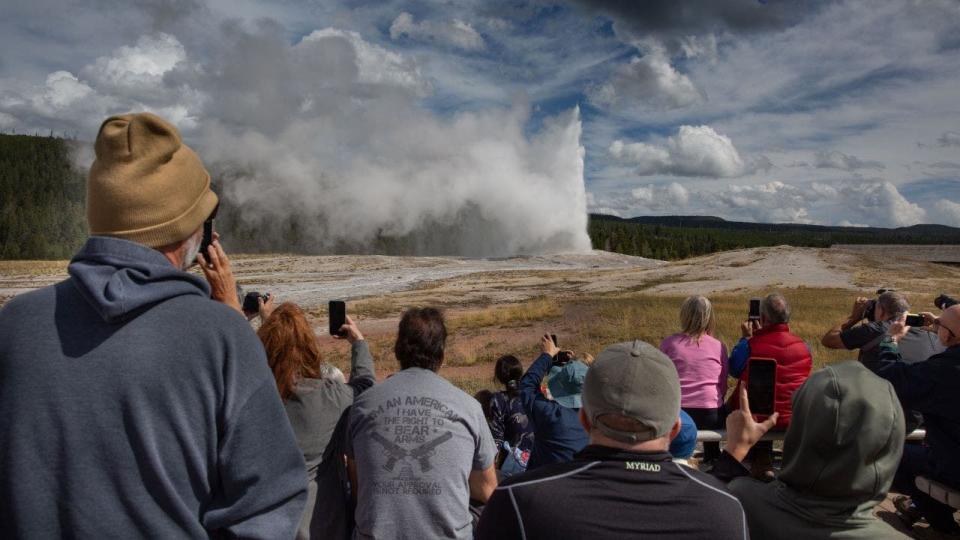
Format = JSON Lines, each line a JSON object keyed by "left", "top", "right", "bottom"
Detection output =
{"left": 934, "top": 319, "right": 957, "bottom": 339}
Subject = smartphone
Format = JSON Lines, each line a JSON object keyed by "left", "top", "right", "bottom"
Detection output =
{"left": 329, "top": 300, "right": 346, "bottom": 336}
{"left": 747, "top": 358, "right": 777, "bottom": 416}
{"left": 198, "top": 203, "right": 219, "bottom": 266}
{"left": 748, "top": 298, "right": 761, "bottom": 322}
{"left": 243, "top": 292, "right": 268, "bottom": 313}
{"left": 904, "top": 313, "right": 925, "bottom": 327}
{"left": 550, "top": 334, "right": 558, "bottom": 346}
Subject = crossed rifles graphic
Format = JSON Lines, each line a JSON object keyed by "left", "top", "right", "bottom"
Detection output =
{"left": 371, "top": 431, "right": 454, "bottom": 472}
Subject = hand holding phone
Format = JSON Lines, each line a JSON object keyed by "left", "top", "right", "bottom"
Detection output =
{"left": 904, "top": 313, "right": 925, "bottom": 327}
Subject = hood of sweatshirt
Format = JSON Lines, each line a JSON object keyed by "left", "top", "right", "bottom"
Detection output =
{"left": 778, "top": 360, "right": 904, "bottom": 510}
{"left": 67, "top": 236, "right": 211, "bottom": 323}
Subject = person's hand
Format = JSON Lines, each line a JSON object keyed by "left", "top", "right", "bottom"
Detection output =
{"left": 258, "top": 293, "right": 276, "bottom": 321}
{"left": 920, "top": 311, "right": 936, "bottom": 330}
{"left": 335, "top": 315, "right": 364, "bottom": 344}
{"left": 886, "top": 313, "right": 910, "bottom": 343}
{"left": 725, "top": 385, "right": 779, "bottom": 462}
{"left": 741, "top": 320, "right": 759, "bottom": 338}
{"left": 540, "top": 334, "right": 559, "bottom": 357}
{"left": 197, "top": 238, "right": 242, "bottom": 313}
{"left": 851, "top": 296, "right": 870, "bottom": 320}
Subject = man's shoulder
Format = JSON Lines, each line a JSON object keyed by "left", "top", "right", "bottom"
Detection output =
{"left": 498, "top": 458, "right": 599, "bottom": 490}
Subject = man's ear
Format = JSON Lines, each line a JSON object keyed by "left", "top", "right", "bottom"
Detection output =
{"left": 668, "top": 416, "right": 682, "bottom": 441}
{"left": 579, "top": 409, "right": 592, "bottom": 432}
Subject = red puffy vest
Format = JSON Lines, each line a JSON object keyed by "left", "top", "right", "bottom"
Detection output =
{"left": 733, "top": 324, "right": 812, "bottom": 429}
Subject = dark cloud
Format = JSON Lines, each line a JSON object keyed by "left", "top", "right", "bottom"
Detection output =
{"left": 567, "top": 0, "right": 822, "bottom": 42}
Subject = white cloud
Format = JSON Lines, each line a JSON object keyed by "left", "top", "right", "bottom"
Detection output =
{"left": 813, "top": 150, "right": 884, "bottom": 171}
{"left": 610, "top": 125, "right": 745, "bottom": 177}
{"left": 88, "top": 33, "right": 185, "bottom": 87}
{"left": 389, "top": 12, "right": 485, "bottom": 52}
{"left": 587, "top": 44, "right": 702, "bottom": 110}
{"left": 932, "top": 199, "right": 960, "bottom": 227}
{"left": 632, "top": 182, "right": 689, "bottom": 210}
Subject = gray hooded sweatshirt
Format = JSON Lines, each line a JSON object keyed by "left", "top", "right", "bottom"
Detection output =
{"left": 729, "top": 361, "right": 908, "bottom": 540}
{"left": 0, "top": 237, "right": 307, "bottom": 538}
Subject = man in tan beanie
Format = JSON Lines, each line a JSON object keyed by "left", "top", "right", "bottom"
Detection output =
{"left": 0, "top": 113, "right": 307, "bottom": 538}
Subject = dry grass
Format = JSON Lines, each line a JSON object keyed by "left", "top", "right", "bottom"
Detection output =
{"left": 447, "top": 297, "right": 562, "bottom": 333}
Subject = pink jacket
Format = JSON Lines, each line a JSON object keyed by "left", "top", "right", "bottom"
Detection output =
{"left": 660, "top": 333, "right": 729, "bottom": 409}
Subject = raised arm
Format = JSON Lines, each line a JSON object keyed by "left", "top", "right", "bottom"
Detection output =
{"left": 519, "top": 335, "right": 560, "bottom": 415}
{"left": 337, "top": 316, "right": 376, "bottom": 397}
{"left": 874, "top": 319, "right": 935, "bottom": 407}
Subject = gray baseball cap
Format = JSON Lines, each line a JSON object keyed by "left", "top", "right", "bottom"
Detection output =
{"left": 582, "top": 340, "right": 681, "bottom": 443}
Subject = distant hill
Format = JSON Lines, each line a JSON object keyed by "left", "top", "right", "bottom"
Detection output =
{"left": 588, "top": 213, "right": 960, "bottom": 260}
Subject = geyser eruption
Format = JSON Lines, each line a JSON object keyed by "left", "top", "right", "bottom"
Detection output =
{"left": 195, "top": 27, "right": 592, "bottom": 257}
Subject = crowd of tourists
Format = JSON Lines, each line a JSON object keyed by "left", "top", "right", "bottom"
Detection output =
{"left": 1, "top": 112, "right": 958, "bottom": 539}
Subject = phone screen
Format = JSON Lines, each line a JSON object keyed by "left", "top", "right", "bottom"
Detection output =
{"left": 749, "top": 298, "right": 761, "bottom": 321}
{"left": 550, "top": 334, "right": 558, "bottom": 346}
{"left": 904, "top": 314, "right": 925, "bottom": 327}
{"left": 329, "top": 301, "right": 346, "bottom": 336}
{"left": 747, "top": 358, "right": 777, "bottom": 416}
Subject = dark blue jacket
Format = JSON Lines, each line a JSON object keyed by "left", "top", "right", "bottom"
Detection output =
{"left": 0, "top": 237, "right": 307, "bottom": 538}
{"left": 519, "top": 353, "right": 589, "bottom": 470}
{"left": 876, "top": 339, "right": 960, "bottom": 486}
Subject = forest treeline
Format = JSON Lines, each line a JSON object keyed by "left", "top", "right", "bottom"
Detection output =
{"left": 3, "top": 133, "right": 960, "bottom": 260}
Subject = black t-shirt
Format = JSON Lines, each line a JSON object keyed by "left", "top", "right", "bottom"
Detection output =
{"left": 475, "top": 445, "right": 748, "bottom": 540}
{"left": 841, "top": 321, "right": 943, "bottom": 371}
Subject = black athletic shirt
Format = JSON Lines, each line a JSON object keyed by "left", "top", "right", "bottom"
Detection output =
{"left": 476, "top": 445, "right": 748, "bottom": 540}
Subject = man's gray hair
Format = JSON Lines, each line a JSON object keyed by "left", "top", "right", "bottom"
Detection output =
{"left": 762, "top": 292, "right": 791, "bottom": 324}
{"left": 878, "top": 291, "right": 909, "bottom": 319}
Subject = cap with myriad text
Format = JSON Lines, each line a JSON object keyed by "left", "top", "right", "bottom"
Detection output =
{"left": 582, "top": 340, "right": 681, "bottom": 443}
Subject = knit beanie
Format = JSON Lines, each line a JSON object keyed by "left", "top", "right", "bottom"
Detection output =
{"left": 87, "top": 112, "right": 219, "bottom": 248}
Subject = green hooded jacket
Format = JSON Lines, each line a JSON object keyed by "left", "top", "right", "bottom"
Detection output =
{"left": 729, "top": 361, "right": 908, "bottom": 539}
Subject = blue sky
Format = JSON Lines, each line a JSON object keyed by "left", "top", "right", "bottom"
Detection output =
{"left": 2, "top": 0, "right": 959, "bottom": 232}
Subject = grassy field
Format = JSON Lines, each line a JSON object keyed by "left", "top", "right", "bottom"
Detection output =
{"left": 319, "top": 285, "right": 925, "bottom": 397}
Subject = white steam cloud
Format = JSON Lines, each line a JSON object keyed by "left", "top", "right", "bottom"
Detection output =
{"left": 4, "top": 26, "right": 591, "bottom": 257}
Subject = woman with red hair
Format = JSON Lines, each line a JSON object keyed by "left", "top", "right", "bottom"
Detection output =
{"left": 257, "top": 302, "right": 375, "bottom": 540}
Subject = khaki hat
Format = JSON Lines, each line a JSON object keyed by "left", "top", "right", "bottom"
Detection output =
{"left": 582, "top": 340, "right": 681, "bottom": 443}
{"left": 87, "top": 112, "right": 219, "bottom": 248}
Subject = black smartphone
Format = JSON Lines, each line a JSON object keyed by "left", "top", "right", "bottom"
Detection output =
{"left": 198, "top": 203, "right": 219, "bottom": 266}
{"left": 747, "top": 358, "right": 777, "bottom": 416}
{"left": 905, "top": 313, "right": 925, "bottom": 327}
{"left": 748, "top": 298, "right": 761, "bottom": 321}
{"left": 550, "top": 334, "right": 558, "bottom": 346}
{"left": 329, "top": 300, "right": 346, "bottom": 336}
{"left": 242, "top": 292, "right": 265, "bottom": 313}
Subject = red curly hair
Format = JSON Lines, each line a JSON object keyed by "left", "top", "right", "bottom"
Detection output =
{"left": 257, "top": 302, "right": 321, "bottom": 400}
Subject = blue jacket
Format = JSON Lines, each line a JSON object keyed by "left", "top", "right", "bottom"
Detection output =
{"left": 520, "top": 353, "right": 589, "bottom": 470}
{"left": 0, "top": 237, "right": 307, "bottom": 538}
{"left": 876, "top": 339, "right": 960, "bottom": 486}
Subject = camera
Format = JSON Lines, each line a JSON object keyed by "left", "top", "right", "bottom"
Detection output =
{"left": 863, "top": 288, "right": 895, "bottom": 322}
{"left": 242, "top": 291, "right": 270, "bottom": 314}
{"left": 553, "top": 350, "right": 573, "bottom": 366}
{"left": 934, "top": 294, "right": 959, "bottom": 310}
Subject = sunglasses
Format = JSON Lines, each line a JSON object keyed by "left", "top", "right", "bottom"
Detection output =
{"left": 933, "top": 319, "right": 957, "bottom": 339}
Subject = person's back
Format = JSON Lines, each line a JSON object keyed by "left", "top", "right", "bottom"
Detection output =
{"left": 0, "top": 112, "right": 306, "bottom": 538}
{"left": 661, "top": 332, "right": 728, "bottom": 409}
{"left": 519, "top": 338, "right": 589, "bottom": 470}
{"left": 480, "top": 448, "right": 746, "bottom": 539}
{"left": 259, "top": 303, "right": 376, "bottom": 539}
{"left": 0, "top": 241, "right": 307, "bottom": 537}
{"left": 728, "top": 361, "right": 908, "bottom": 539}
{"left": 739, "top": 323, "right": 811, "bottom": 428}
{"left": 477, "top": 340, "right": 746, "bottom": 540}
{"left": 346, "top": 308, "right": 497, "bottom": 539}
